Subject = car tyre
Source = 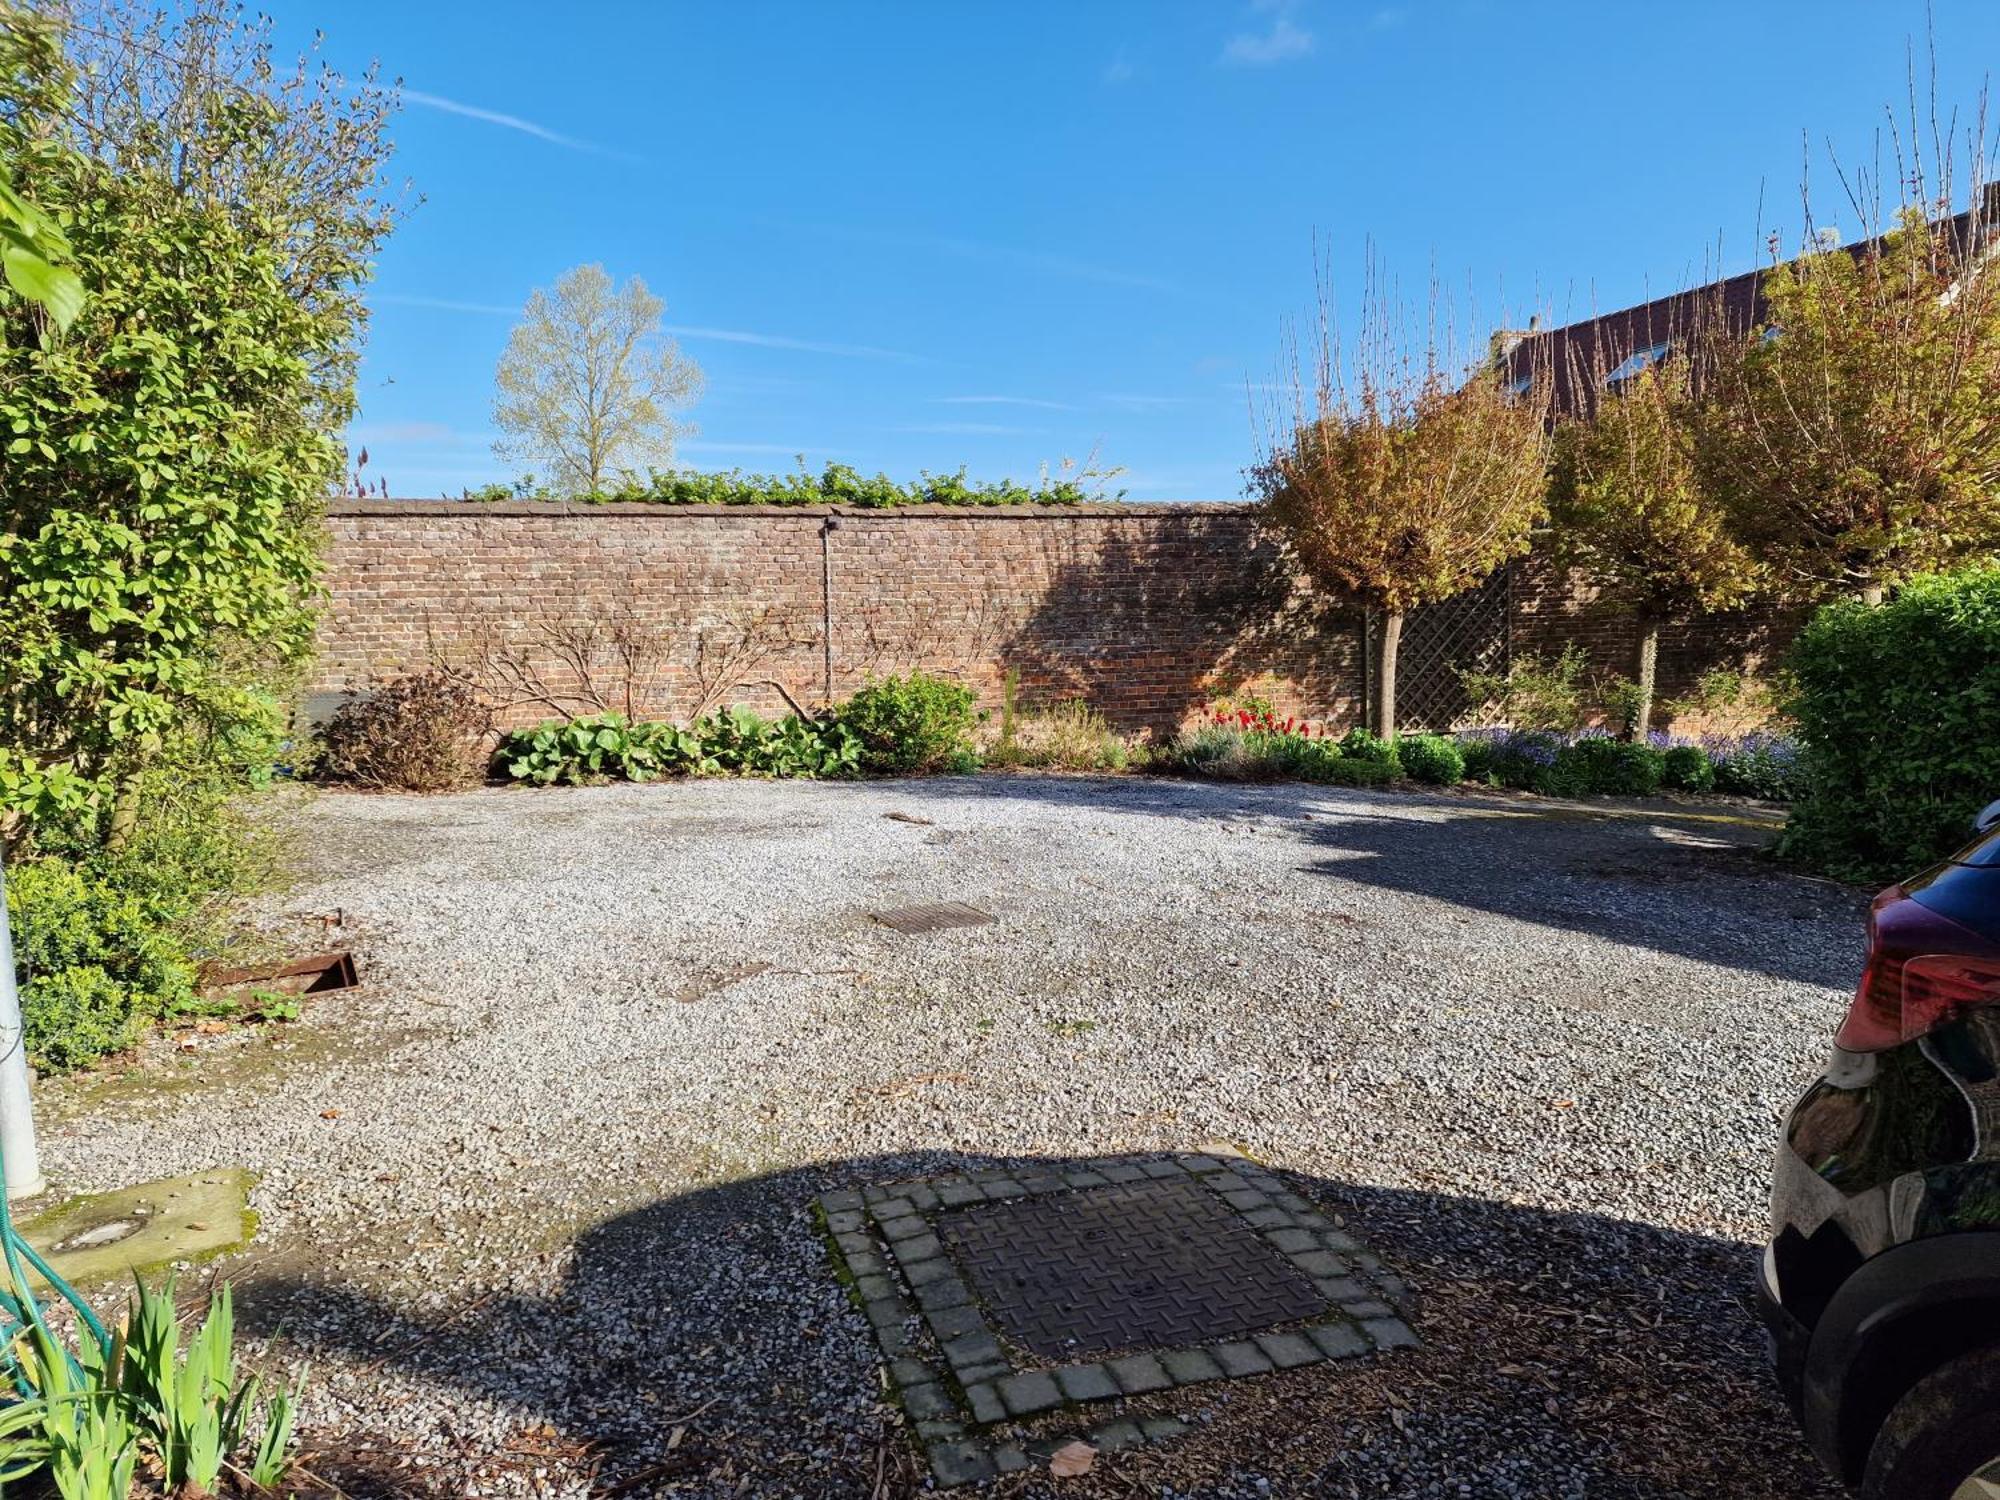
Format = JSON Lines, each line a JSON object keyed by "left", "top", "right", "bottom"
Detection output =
{"left": 1862, "top": 1344, "right": 2000, "bottom": 1500}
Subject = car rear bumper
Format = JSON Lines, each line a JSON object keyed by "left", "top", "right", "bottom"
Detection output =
{"left": 1756, "top": 1242, "right": 1811, "bottom": 1422}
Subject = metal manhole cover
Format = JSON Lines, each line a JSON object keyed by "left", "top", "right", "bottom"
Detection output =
{"left": 871, "top": 901, "right": 995, "bottom": 935}
{"left": 941, "top": 1179, "right": 1327, "bottom": 1359}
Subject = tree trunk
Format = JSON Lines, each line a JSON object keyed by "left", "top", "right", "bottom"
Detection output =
{"left": 1375, "top": 610, "right": 1403, "bottom": 737}
{"left": 1633, "top": 618, "right": 1660, "bottom": 741}
{"left": 1859, "top": 583, "right": 1885, "bottom": 605}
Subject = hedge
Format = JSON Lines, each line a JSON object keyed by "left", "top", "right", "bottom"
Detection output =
{"left": 1781, "top": 565, "right": 2000, "bottom": 882}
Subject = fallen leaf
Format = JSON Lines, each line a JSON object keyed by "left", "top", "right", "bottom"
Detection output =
{"left": 883, "top": 811, "right": 933, "bottom": 826}
{"left": 1049, "top": 1441, "right": 1096, "bottom": 1477}
{"left": 185, "top": 1221, "right": 208, "bottom": 1231}
{"left": 320, "top": 1108, "right": 342, "bottom": 1120}
{"left": 195, "top": 1020, "right": 229, "bottom": 1035}
{"left": 1551, "top": 1099, "right": 1576, "bottom": 1109}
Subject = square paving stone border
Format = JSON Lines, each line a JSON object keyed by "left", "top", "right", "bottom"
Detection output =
{"left": 817, "top": 1149, "right": 1418, "bottom": 1487}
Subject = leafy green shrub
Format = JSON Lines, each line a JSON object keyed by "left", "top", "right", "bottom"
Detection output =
{"left": 1457, "top": 733, "right": 1499, "bottom": 784}
{"left": 1162, "top": 725, "right": 1251, "bottom": 778}
{"left": 692, "top": 706, "right": 861, "bottom": 778}
{"left": 1545, "top": 737, "right": 1666, "bottom": 797}
{"left": 1708, "top": 732, "right": 1807, "bottom": 802}
{"left": 1781, "top": 566, "right": 2000, "bottom": 879}
{"left": 992, "top": 700, "right": 1130, "bottom": 771}
{"left": 837, "top": 673, "right": 977, "bottom": 774}
{"left": 5, "top": 858, "right": 197, "bottom": 1070}
{"left": 1458, "top": 647, "right": 1594, "bottom": 733}
{"left": 1661, "top": 744, "right": 1717, "bottom": 792}
{"left": 318, "top": 671, "right": 491, "bottom": 791}
{"left": 470, "top": 460, "right": 1122, "bottom": 507}
{"left": 1336, "top": 728, "right": 1402, "bottom": 771}
{"left": 1158, "top": 726, "right": 1394, "bottom": 786}
{"left": 496, "top": 715, "right": 699, "bottom": 785}
{"left": 1397, "top": 734, "right": 1464, "bottom": 785}
{"left": 1486, "top": 730, "right": 1564, "bottom": 789}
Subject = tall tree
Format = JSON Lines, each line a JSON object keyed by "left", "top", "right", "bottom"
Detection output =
{"left": 0, "top": 2, "right": 398, "bottom": 845}
{"left": 1253, "top": 265, "right": 1552, "bottom": 733}
{"left": 1696, "top": 198, "right": 2000, "bottom": 603}
{"left": 492, "top": 264, "right": 704, "bottom": 494}
{"left": 1548, "top": 358, "right": 1761, "bottom": 737}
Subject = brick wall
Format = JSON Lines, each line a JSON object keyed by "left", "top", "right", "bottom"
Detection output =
{"left": 314, "top": 501, "right": 1362, "bottom": 735}
{"left": 313, "top": 501, "right": 1795, "bottom": 735}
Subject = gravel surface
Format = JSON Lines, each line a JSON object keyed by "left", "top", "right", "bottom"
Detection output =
{"left": 36, "top": 774, "right": 1864, "bottom": 1498}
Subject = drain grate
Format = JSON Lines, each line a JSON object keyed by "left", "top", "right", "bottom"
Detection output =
{"left": 871, "top": 901, "right": 995, "bottom": 935}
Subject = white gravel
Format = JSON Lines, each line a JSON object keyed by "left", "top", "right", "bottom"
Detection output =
{"left": 35, "top": 774, "right": 1864, "bottom": 1498}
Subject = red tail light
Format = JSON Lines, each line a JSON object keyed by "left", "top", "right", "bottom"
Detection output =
{"left": 1836, "top": 886, "right": 2000, "bottom": 1051}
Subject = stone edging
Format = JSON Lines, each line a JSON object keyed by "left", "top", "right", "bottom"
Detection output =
{"left": 817, "top": 1148, "right": 1417, "bottom": 1486}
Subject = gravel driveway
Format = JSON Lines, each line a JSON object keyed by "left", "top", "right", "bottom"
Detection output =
{"left": 37, "top": 774, "right": 1863, "bottom": 1498}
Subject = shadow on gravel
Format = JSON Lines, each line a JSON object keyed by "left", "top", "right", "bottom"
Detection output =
{"left": 235, "top": 1151, "right": 1838, "bottom": 1500}
{"left": 868, "top": 773, "right": 1864, "bottom": 990}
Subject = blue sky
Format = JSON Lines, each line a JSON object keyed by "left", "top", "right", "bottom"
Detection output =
{"left": 270, "top": 0, "right": 2000, "bottom": 500}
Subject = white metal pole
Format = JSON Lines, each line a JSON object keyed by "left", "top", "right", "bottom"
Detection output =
{"left": 0, "top": 857, "right": 45, "bottom": 1199}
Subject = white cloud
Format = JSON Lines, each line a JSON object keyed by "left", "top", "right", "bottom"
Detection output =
{"left": 938, "top": 395, "right": 1077, "bottom": 411}
{"left": 1220, "top": 14, "right": 1314, "bottom": 65}
{"left": 1100, "top": 393, "right": 1204, "bottom": 411}
{"left": 1103, "top": 50, "right": 1137, "bottom": 85}
{"left": 369, "top": 295, "right": 929, "bottom": 364}
{"left": 373, "top": 293, "right": 519, "bottom": 316}
{"left": 663, "top": 325, "right": 932, "bottom": 363}
{"left": 402, "top": 90, "right": 632, "bottom": 160}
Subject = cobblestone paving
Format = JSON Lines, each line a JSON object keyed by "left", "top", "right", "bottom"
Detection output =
{"left": 821, "top": 1147, "right": 1417, "bottom": 1486}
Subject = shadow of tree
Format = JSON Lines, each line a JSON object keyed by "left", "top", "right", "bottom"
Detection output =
{"left": 997, "top": 513, "right": 1359, "bottom": 737}
{"left": 236, "top": 1151, "right": 1837, "bottom": 1500}
{"left": 866, "top": 772, "right": 1862, "bottom": 991}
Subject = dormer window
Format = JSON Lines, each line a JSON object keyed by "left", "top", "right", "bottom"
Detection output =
{"left": 1603, "top": 341, "right": 1673, "bottom": 387}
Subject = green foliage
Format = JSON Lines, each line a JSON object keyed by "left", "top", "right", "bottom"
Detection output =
{"left": 318, "top": 671, "right": 491, "bottom": 791}
{"left": 496, "top": 714, "right": 699, "bottom": 786}
{"left": 473, "top": 458, "right": 1123, "bottom": 507}
{"left": 1781, "top": 565, "right": 2000, "bottom": 879}
{"left": 1661, "top": 743, "right": 1717, "bottom": 792}
{"left": 492, "top": 264, "right": 703, "bottom": 493}
{"left": 1158, "top": 725, "right": 1396, "bottom": 786}
{"left": 690, "top": 706, "right": 861, "bottom": 778}
{"left": 1335, "top": 727, "right": 1401, "bottom": 771}
{"left": 1457, "top": 734, "right": 1498, "bottom": 785}
{"left": 0, "top": 0, "right": 395, "bottom": 854}
{"left": 0, "top": 1271, "right": 302, "bottom": 1499}
{"left": 2, "top": 1320, "right": 140, "bottom": 1500}
{"left": 1459, "top": 647, "right": 1595, "bottom": 733}
{"left": 836, "top": 673, "right": 977, "bottom": 774}
{"left": 5, "top": 857, "right": 197, "bottom": 1070}
{"left": 1544, "top": 737, "right": 1666, "bottom": 797}
{"left": 1709, "top": 733, "right": 1806, "bottom": 801}
{"left": 0, "top": 8, "right": 84, "bottom": 333}
{"left": 120, "top": 1278, "right": 298, "bottom": 1495}
{"left": 1548, "top": 360, "right": 1761, "bottom": 619}
{"left": 1396, "top": 733, "right": 1464, "bottom": 785}
{"left": 495, "top": 708, "right": 862, "bottom": 785}
{"left": 987, "top": 700, "right": 1130, "bottom": 772}
{"left": 1697, "top": 207, "right": 2000, "bottom": 601}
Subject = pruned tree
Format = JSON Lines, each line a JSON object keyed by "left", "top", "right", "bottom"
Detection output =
{"left": 1252, "top": 259, "right": 1553, "bottom": 733}
{"left": 492, "top": 264, "right": 703, "bottom": 494}
{"left": 1695, "top": 86, "right": 2000, "bottom": 603}
{"left": 1548, "top": 356, "right": 1761, "bottom": 737}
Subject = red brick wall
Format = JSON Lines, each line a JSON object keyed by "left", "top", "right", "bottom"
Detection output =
{"left": 313, "top": 501, "right": 1797, "bottom": 735}
{"left": 313, "top": 501, "right": 1363, "bottom": 736}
